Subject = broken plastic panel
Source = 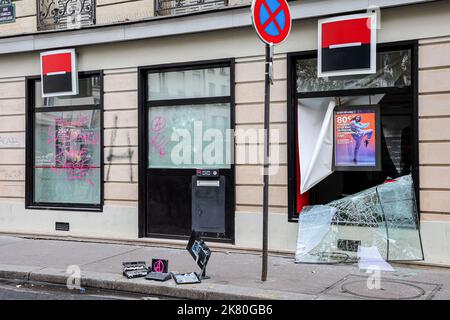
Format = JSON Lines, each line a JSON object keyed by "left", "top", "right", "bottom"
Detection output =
{"left": 295, "top": 175, "right": 423, "bottom": 264}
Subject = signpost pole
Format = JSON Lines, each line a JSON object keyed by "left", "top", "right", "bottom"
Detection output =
{"left": 251, "top": 0, "right": 291, "bottom": 282}
{"left": 261, "top": 43, "right": 273, "bottom": 282}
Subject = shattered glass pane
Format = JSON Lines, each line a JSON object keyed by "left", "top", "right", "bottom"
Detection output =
{"left": 376, "top": 175, "right": 423, "bottom": 261}
{"left": 296, "top": 50, "right": 411, "bottom": 93}
{"left": 295, "top": 175, "right": 423, "bottom": 264}
{"left": 295, "top": 205, "right": 337, "bottom": 263}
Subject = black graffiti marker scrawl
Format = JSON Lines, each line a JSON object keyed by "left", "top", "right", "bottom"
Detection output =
{"left": 40, "top": 49, "right": 78, "bottom": 97}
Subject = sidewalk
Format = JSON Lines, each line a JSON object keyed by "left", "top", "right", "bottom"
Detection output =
{"left": 0, "top": 235, "right": 449, "bottom": 300}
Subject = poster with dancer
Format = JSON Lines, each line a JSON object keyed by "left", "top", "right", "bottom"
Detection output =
{"left": 333, "top": 105, "right": 381, "bottom": 171}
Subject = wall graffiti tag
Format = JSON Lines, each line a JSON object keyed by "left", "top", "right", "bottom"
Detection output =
{"left": 0, "top": 133, "right": 25, "bottom": 148}
{"left": 150, "top": 115, "right": 169, "bottom": 158}
{"left": 106, "top": 115, "right": 134, "bottom": 182}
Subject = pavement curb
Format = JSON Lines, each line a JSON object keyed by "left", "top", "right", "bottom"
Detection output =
{"left": 0, "top": 264, "right": 316, "bottom": 300}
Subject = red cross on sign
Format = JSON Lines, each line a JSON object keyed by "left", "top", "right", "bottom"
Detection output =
{"left": 251, "top": 0, "right": 292, "bottom": 45}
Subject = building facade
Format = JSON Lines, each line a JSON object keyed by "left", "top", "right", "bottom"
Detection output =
{"left": 0, "top": 0, "right": 449, "bottom": 265}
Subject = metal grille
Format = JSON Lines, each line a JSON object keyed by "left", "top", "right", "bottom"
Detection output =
{"left": 156, "top": 0, "right": 228, "bottom": 16}
{"left": 37, "top": 0, "right": 96, "bottom": 31}
{"left": 55, "top": 222, "right": 70, "bottom": 231}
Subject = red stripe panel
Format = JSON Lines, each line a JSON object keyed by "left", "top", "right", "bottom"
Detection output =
{"left": 322, "top": 18, "right": 371, "bottom": 48}
{"left": 296, "top": 117, "right": 309, "bottom": 214}
{"left": 42, "top": 53, "right": 72, "bottom": 75}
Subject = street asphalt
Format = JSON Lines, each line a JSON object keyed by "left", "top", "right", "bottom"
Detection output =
{"left": 0, "top": 278, "right": 129, "bottom": 300}
{"left": 0, "top": 235, "right": 450, "bottom": 300}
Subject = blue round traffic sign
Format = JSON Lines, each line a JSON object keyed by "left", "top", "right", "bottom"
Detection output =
{"left": 251, "top": 0, "right": 292, "bottom": 45}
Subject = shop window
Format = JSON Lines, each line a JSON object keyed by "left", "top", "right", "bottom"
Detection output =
{"left": 148, "top": 67, "right": 230, "bottom": 100}
{"left": 288, "top": 45, "right": 418, "bottom": 221}
{"left": 147, "top": 103, "right": 231, "bottom": 169}
{"left": 147, "top": 67, "right": 231, "bottom": 169}
{"left": 26, "top": 74, "right": 103, "bottom": 210}
{"left": 297, "top": 50, "right": 411, "bottom": 93}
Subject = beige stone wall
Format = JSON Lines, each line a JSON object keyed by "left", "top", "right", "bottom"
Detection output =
{"left": 228, "top": 0, "right": 251, "bottom": 6}
{"left": 0, "top": 0, "right": 154, "bottom": 37}
{"left": 234, "top": 55, "right": 288, "bottom": 214}
{"left": 97, "top": 0, "right": 154, "bottom": 25}
{"left": 103, "top": 68, "right": 139, "bottom": 207}
{"left": 417, "top": 36, "right": 450, "bottom": 264}
{"left": 418, "top": 37, "right": 450, "bottom": 220}
{"left": 0, "top": 0, "right": 37, "bottom": 37}
{"left": 0, "top": 78, "right": 26, "bottom": 201}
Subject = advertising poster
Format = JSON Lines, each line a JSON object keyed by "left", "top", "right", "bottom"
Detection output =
{"left": 333, "top": 105, "right": 381, "bottom": 171}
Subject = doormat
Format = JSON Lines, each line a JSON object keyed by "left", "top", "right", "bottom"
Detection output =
{"left": 320, "top": 274, "right": 442, "bottom": 300}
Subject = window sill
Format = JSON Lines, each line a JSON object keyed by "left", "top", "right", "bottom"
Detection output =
{"left": 25, "top": 205, "right": 103, "bottom": 213}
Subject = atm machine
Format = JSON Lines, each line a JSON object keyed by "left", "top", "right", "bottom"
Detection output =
{"left": 191, "top": 169, "right": 226, "bottom": 238}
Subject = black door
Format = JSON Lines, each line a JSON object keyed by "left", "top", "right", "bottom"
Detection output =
{"left": 139, "top": 60, "right": 235, "bottom": 242}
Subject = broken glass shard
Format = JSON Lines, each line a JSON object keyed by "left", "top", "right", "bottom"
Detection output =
{"left": 295, "top": 174, "right": 423, "bottom": 264}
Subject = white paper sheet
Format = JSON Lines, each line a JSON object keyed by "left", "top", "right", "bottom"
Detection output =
{"left": 358, "top": 246, "right": 395, "bottom": 272}
{"left": 298, "top": 99, "right": 335, "bottom": 194}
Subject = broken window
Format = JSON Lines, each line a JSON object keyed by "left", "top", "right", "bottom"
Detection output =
{"left": 289, "top": 45, "right": 418, "bottom": 222}
{"left": 295, "top": 175, "right": 423, "bottom": 264}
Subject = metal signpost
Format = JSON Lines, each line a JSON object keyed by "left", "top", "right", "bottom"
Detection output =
{"left": 251, "top": 0, "right": 291, "bottom": 281}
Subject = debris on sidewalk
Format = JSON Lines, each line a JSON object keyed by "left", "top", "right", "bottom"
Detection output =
{"left": 122, "top": 261, "right": 149, "bottom": 279}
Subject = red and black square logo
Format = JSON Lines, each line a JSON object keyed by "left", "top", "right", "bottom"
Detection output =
{"left": 40, "top": 49, "right": 78, "bottom": 97}
{"left": 318, "top": 14, "right": 377, "bottom": 77}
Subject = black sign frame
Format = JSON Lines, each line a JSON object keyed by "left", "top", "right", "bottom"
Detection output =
{"left": 332, "top": 104, "right": 382, "bottom": 172}
{"left": 187, "top": 230, "right": 211, "bottom": 275}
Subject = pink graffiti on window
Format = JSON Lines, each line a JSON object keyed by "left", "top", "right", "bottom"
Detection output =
{"left": 150, "top": 116, "right": 169, "bottom": 158}
{"left": 44, "top": 116, "right": 100, "bottom": 186}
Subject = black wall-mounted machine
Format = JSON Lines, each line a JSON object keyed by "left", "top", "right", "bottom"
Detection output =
{"left": 192, "top": 169, "right": 225, "bottom": 235}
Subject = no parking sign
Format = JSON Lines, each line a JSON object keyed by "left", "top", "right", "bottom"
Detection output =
{"left": 251, "top": 0, "right": 291, "bottom": 45}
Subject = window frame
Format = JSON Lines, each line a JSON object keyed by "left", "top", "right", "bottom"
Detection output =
{"left": 287, "top": 41, "right": 420, "bottom": 222}
{"left": 138, "top": 59, "right": 236, "bottom": 241}
{"left": 25, "top": 71, "right": 104, "bottom": 212}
